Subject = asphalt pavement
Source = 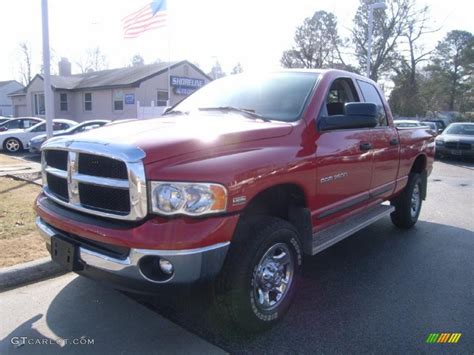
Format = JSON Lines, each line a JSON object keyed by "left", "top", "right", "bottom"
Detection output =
{"left": 131, "top": 159, "right": 474, "bottom": 354}
{"left": 0, "top": 274, "right": 225, "bottom": 354}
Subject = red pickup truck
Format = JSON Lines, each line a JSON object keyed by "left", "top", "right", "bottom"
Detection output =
{"left": 35, "top": 69, "right": 435, "bottom": 331}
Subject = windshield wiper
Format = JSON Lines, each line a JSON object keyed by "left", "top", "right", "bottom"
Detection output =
{"left": 163, "top": 109, "right": 188, "bottom": 116}
{"left": 198, "top": 106, "right": 271, "bottom": 122}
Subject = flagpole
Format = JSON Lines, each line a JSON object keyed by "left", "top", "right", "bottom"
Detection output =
{"left": 41, "top": 0, "right": 53, "bottom": 138}
{"left": 167, "top": 3, "right": 171, "bottom": 107}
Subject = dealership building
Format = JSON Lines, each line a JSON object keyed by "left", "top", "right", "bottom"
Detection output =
{"left": 9, "top": 59, "right": 211, "bottom": 121}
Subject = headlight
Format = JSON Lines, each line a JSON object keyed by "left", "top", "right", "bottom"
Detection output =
{"left": 32, "top": 137, "right": 47, "bottom": 144}
{"left": 150, "top": 182, "right": 227, "bottom": 216}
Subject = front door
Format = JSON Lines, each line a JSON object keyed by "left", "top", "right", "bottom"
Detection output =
{"left": 313, "top": 77, "right": 374, "bottom": 226}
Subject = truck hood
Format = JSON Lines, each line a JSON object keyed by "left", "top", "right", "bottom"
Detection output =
{"left": 75, "top": 113, "right": 294, "bottom": 163}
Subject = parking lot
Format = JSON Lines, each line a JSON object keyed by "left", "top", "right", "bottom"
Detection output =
{"left": 1, "top": 155, "right": 473, "bottom": 353}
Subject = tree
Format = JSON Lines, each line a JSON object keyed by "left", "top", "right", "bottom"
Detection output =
{"left": 76, "top": 47, "right": 108, "bottom": 73}
{"left": 18, "top": 42, "right": 32, "bottom": 85}
{"left": 231, "top": 62, "right": 243, "bottom": 74}
{"left": 208, "top": 61, "right": 225, "bottom": 80}
{"left": 352, "top": 0, "right": 413, "bottom": 81}
{"left": 131, "top": 54, "right": 145, "bottom": 66}
{"left": 281, "top": 11, "right": 346, "bottom": 69}
{"left": 425, "top": 31, "right": 473, "bottom": 111}
{"left": 389, "top": 4, "right": 439, "bottom": 116}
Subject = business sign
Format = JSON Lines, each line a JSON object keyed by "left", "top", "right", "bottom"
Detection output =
{"left": 125, "top": 93, "right": 135, "bottom": 104}
{"left": 170, "top": 75, "right": 205, "bottom": 96}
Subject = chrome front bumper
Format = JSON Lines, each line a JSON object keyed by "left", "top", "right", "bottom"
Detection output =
{"left": 36, "top": 217, "right": 229, "bottom": 285}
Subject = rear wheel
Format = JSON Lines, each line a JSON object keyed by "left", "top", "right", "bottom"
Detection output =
{"left": 215, "top": 217, "right": 302, "bottom": 331}
{"left": 390, "top": 173, "right": 423, "bottom": 228}
{"left": 3, "top": 138, "right": 23, "bottom": 153}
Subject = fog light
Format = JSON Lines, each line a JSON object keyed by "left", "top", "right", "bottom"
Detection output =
{"left": 159, "top": 258, "right": 174, "bottom": 275}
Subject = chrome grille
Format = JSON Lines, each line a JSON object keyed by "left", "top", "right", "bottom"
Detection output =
{"left": 41, "top": 139, "right": 147, "bottom": 221}
{"left": 445, "top": 141, "right": 471, "bottom": 150}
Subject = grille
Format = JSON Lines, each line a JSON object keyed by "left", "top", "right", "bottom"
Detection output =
{"left": 79, "top": 183, "right": 130, "bottom": 214}
{"left": 45, "top": 150, "right": 68, "bottom": 170}
{"left": 79, "top": 153, "right": 128, "bottom": 179}
{"left": 445, "top": 142, "right": 471, "bottom": 150}
{"left": 47, "top": 173, "right": 69, "bottom": 201}
{"left": 42, "top": 146, "right": 146, "bottom": 221}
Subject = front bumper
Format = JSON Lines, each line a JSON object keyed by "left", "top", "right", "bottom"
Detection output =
{"left": 35, "top": 193, "right": 240, "bottom": 292}
{"left": 37, "top": 217, "right": 230, "bottom": 290}
{"left": 29, "top": 143, "right": 41, "bottom": 153}
{"left": 436, "top": 146, "right": 474, "bottom": 158}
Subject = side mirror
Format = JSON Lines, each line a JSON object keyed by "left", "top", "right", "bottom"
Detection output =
{"left": 319, "top": 103, "right": 378, "bottom": 131}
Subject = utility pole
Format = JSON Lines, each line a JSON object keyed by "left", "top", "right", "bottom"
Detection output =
{"left": 41, "top": 0, "right": 53, "bottom": 138}
{"left": 366, "top": 2, "right": 387, "bottom": 79}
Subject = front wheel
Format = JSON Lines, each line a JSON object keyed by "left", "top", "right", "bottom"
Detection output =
{"left": 390, "top": 173, "right": 423, "bottom": 229}
{"left": 3, "top": 138, "right": 23, "bottom": 153}
{"left": 215, "top": 217, "right": 302, "bottom": 331}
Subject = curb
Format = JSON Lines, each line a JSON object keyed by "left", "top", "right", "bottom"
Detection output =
{"left": 0, "top": 257, "right": 67, "bottom": 291}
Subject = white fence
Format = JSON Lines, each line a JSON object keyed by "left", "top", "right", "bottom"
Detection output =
{"left": 136, "top": 101, "right": 166, "bottom": 119}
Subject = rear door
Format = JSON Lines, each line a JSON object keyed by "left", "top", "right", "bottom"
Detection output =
{"left": 356, "top": 80, "right": 399, "bottom": 200}
{"left": 313, "top": 77, "right": 374, "bottom": 224}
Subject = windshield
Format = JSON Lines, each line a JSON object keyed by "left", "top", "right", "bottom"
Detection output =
{"left": 170, "top": 72, "right": 320, "bottom": 122}
{"left": 445, "top": 124, "right": 474, "bottom": 136}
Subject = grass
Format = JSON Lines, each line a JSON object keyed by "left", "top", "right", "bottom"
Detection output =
{"left": 0, "top": 154, "right": 24, "bottom": 166}
{"left": 0, "top": 176, "right": 48, "bottom": 267}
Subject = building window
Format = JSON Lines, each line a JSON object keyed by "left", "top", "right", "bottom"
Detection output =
{"left": 60, "top": 93, "right": 68, "bottom": 111}
{"left": 157, "top": 90, "right": 168, "bottom": 106}
{"left": 113, "top": 91, "right": 124, "bottom": 111}
{"left": 34, "top": 93, "right": 45, "bottom": 115}
{"left": 84, "top": 93, "right": 92, "bottom": 111}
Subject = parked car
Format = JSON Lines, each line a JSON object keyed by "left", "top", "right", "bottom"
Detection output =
{"left": 0, "top": 117, "right": 11, "bottom": 125}
{"left": 422, "top": 119, "right": 447, "bottom": 134}
{"left": 35, "top": 70, "right": 434, "bottom": 331}
{"left": 0, "top": 117, "right": 43, "bottom": 132}
{"left": 0, "top": 119, "right": 77, "bottom": 153}
{"left": 435, "top": 122, "right": 474, "bottom": 159}
{"left": 394, "top": 119, "right": 425, "bottom": 128}
{"left": 29, "top": 119, "right": 110, "bottom": 153}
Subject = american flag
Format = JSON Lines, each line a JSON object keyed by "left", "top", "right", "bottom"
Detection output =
{"left": 123, "top": 0, "right": 167, "bottom": 39}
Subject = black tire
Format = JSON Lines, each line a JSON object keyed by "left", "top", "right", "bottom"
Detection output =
{"left": 390, "top": 173, "right": 423, "bottom": 229}
{"left": 215, "top": 216, "right": 302, "bottom": 332}
{"left": 3, "top": 138, "right": 23, "bottom": 153}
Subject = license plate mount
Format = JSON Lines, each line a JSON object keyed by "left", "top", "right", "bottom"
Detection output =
{"left": 51, "top": 237, "right": 81, "bottom": 271}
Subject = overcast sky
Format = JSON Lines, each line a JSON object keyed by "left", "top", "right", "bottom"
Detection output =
{"left": 2, "top": 0, "right": 473, "bottom": 82}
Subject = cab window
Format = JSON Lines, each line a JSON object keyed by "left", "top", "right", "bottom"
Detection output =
{"left": 53, "top": 122, "right": 70, "bottom": 130}
{"left": 325, "top": 78, "right": 360, "bottom": 116}
{"left": 357, "top": 80, "right": 388, "bottom": 126}
{"left": 5, "top": 120, "right": 22, "bottom": 129}
{"left": 31, "top": 123, "right": 46, "bottom": 132}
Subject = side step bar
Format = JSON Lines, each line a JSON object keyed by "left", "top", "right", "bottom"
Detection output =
{"left": 311, "top": 204, "right": 394, "bottom": 255}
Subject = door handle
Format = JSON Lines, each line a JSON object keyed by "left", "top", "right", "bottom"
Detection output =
{"left": 390, "top": 138, "right": 399, "bottom": 145}
{"left": 359, "top": 142, "right": 372, "bottom": 151}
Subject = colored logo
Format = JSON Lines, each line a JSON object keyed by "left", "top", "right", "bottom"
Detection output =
{"left": 426, "top": 333, "right": 462, "bottom": 344}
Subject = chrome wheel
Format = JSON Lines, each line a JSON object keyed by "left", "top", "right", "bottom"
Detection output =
{"left": 252, "top": 243, "right": 294, "bottom": 311}
{"left": 410, "top": 184, "right": 421, "bottom": 218}
{"left": 5, "top": 139, "right": 21, "bottom": 153}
